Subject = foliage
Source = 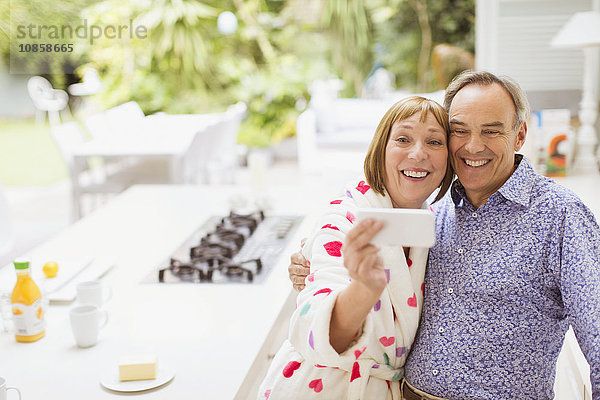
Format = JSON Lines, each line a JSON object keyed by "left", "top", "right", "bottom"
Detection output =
{"left": 80, "top": 0, "right": 333, "bottom": 146}
{"left": 234, "top": 54, "right": 329, "bottom": 147}
{"left": 1, "top": 0, "right": 475, "bottom": 148}
{"left": 321, "top": 0, "right": 374, "bottom": 96}
{"left": 0, "top": 0, "right": 96, "bottom": 87}
{"left": 374, "top": 0, "right": 475, "bottom": 91}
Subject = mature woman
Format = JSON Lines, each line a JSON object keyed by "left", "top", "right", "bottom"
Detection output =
{"left": 258, "top": 97, "right": 453, "bottom": 400}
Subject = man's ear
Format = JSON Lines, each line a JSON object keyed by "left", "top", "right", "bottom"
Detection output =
{"left": 514, "top": 121, "right": 527, "bottom": 151}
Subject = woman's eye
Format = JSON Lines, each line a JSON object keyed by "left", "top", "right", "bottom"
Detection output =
{"left": 429, "top": 140, "right": 443, "bottom": 145}
{"left": 395, "top": 137, "right": 409, "bottom": 143}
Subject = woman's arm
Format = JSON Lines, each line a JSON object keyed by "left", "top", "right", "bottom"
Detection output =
{"left": 330, "top": 219, "right": 386, "bottom": 353}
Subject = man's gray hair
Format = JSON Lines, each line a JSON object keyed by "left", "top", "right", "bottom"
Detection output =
{"left": 443, "top": 70, "right": 531, "bottom": 131}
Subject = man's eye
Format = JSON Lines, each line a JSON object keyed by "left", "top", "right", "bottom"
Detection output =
{"left": 452, "top": 130, "right": 467, "bottom": 135}
{"left": 484, "top": 130, "right": 500, "bottom": 135}
{"left": 429, "top": 140, "right": 443, "bottom": 145}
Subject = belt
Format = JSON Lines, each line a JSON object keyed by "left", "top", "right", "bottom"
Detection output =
{"left": 401, "top": 379, "right": 447, "bottom": 400}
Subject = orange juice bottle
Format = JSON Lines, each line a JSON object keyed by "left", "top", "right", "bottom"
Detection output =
{"left": 11, "top": 259, "right": 45, "bottom": 342}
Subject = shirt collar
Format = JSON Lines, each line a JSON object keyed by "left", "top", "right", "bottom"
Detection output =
{"left": 450, "top": 154, "right": 535, "bottom": 208}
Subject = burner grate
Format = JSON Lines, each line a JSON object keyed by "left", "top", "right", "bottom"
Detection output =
{"left": 145, "top": 213, "right": 302, "bottom": 284}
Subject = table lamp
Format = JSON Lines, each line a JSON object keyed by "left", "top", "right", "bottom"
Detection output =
{"left": 551, "top": 11, "right": 600, "bottom": 174}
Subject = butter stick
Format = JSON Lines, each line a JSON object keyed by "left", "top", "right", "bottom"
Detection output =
{"left": 118, "top": 354, "right": 158, "bottom": 381}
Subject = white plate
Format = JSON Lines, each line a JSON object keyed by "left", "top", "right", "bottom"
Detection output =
{"left": 100, "top": 367, "right": 175, "bottom": 392}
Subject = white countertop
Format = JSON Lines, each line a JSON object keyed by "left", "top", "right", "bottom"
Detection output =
{"left": 1, "top": 174, "right": 596, "bottom": 399}
{"left": 0, "top": 184, "right": 327, "bottom": 399}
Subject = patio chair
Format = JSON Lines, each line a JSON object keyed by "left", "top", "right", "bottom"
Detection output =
{"left": 206, "top": 102, "right": 247, "bottom": 183}
{"left": 82, "top": 111, "right": 111, "bottom": 141}
{"left": 83, "top": 102, "right": 165, "bottom": 174}
{"left": 27, "top": 76, "right": 71, "bottom": 126}
{"left": 67, "top": 68, "right": 101, "bottom": 97}
{"left": 83, "top": 101, "right": 145, "bottom": 139}
{"left": 105, "top": 101, "right": 145, "bottom": 136}
{"left": 181, "top": 119, "right": 227, "bottom": 184}
{"left": 50, "top": 122, "right": 169, "bottom": 220}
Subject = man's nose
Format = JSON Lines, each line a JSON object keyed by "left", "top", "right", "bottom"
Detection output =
{"left": 464, "top": 133, "right": 485, "bottom": 153}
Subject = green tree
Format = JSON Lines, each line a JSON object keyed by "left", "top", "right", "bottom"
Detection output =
{"left": 0, "top": 0, "right": 96, "bottom": 87}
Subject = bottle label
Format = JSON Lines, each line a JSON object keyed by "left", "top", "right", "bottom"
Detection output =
{"left": 12, "top": 298, "right": 45, "bottom": 336}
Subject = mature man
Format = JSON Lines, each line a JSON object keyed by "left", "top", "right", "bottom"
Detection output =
{"left": 288, "top": 70, "right": 600, "bottom": 399}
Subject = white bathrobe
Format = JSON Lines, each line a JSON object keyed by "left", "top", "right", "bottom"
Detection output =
{"left": 258, "top": 179, "right": 429, "bottom": 400}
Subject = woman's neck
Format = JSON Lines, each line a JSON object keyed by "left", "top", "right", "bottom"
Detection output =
{"left": 391, "top": 199, "right": 423, "bottom": 209}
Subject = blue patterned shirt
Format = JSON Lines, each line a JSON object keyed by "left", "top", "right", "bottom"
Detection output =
{"left": 405, "top": 155, "right": 600, "bottom": 399}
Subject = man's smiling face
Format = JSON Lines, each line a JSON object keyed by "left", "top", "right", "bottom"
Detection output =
{"left": 448, "top": 83, "right": 527, "bottom": 208}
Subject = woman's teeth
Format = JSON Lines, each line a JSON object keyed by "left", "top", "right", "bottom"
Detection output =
{"left": 465, "top": 159, "right": 489, "bottom": 167}
{"left": 402, "top": 170, "right": 428, "bottom": 178}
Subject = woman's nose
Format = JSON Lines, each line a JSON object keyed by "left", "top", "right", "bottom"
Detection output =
{"left": 408, "top": 142, "right": 427, "bottom": 161}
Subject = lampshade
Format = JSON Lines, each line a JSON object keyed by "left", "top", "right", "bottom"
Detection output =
{"left": 551, "top": 11, "right": 600, "bottom": 48}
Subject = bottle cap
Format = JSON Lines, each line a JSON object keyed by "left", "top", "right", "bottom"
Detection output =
{"left": 13, "top": 258, "right": 30, "bottom": 270}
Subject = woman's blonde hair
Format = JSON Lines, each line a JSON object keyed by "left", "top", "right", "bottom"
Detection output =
{"left": 364, "top": 96, "right": 454, "bottom": 203}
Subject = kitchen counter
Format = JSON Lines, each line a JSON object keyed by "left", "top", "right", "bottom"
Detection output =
{"left": 0, "top": 178, "right": 595, "bottom": 399}
{"left": 0, "top": 184, "right": 328, "bottom": 399}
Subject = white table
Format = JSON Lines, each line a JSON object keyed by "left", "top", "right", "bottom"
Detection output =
{"left": 69, "top": 114, "right": 222, "bottom": 220}
{"left": 0, "top": 184, "right": 322, "bottom": 399}
{"left": 72, "top": 114, "right": 220, "bottom": 184}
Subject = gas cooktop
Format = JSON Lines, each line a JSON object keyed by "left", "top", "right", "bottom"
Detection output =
{"left": 142, "top": 211, "right": 303, "bottom": 284}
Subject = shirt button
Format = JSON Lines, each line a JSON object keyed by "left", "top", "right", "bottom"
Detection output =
{"left": 472, "top": 212, "right": 477, "bottom": 217}
{"left": 432, "top": 369, "right": 439, "bottom": 376}
{"left": 438, "top": 327, "right": 445, "bottom": 333}
{"left": 457, "top": 248, "right": 463, "bottom": 254}
{"left": 447, "top": 288, "right": 454, "bottom": 294}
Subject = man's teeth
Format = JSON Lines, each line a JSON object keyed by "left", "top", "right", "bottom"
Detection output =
{"left": 403, "top": 170, "right": 428, "bottom": 178}
{"left": 465, "top": 159, "right": 489, "bottom": 167}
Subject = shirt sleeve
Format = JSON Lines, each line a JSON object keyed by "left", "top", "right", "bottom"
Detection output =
{"left": 288, "top": 197, "right": 373, "bottom": 369}
{"left": 557, "top": 201, "right": 600, "bottom": 399}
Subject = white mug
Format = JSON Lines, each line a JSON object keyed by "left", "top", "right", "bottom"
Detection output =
{"left": 69, "top": 305, "right": 108, "bottom": 348}
{"left": 0, "top": 377, "right": 21, "bottom": 400}
{"left": 76, "top": 280, "right": 112, "bottom": 308}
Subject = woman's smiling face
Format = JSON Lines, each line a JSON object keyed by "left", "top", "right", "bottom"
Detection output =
{"left": 384, "top": 111, "right": 449, "bottom": 209}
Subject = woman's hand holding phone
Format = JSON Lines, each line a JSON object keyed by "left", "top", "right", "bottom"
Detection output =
{"left": 343, "top": 219, "right": 387, "bottom": 296}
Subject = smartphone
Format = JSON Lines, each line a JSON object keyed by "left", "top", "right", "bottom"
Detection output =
{"left": 355, "top": 208, "right": 435, "bottom": 248}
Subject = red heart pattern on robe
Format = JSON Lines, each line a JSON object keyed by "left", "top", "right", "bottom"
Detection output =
{"left": 323, "top": 241, "right": 342, "bottom": 257}
{"left": 407, "top": 293, "right": 417, "bottom": 307}
{"left": 379, "top": 336, "right": 395, "bottom": 346}
{"left": 354, "top": 346, "right": 366, "bottom": 359}
{"left": 330, "top": 199, "right": 342, "bottom": 204}
{"left": 307, "top": 273, "right": 315, "bottom": 282}
{"left": 350, "top": 361, "right": 361, "bottom": 382}
{"left": 264, "top": 389, "right": 271, "bottom": 399}
{"left": 282, "top": 361, "right": 301, "bottom": 378}
{"left": 407, "top": 258, "right": 413, "bottom": 267}
{"left": 321, "top": 224, "right": 340, "bottom": 231}
{"left": 346, "top": 211, "right": 356, "bottom": 223}
{"left": 313, "top": 288, "right": 332, "bottom": 296}
{"left": 356, "top": 180, "right": 370, "bottom": 194}
{"left": 308, "top": 378, "right": 323, "bottom": 392}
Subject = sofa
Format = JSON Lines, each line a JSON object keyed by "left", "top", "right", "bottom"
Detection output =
{"left": 296, "top": 90, "right": 445, "bottom": 173}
